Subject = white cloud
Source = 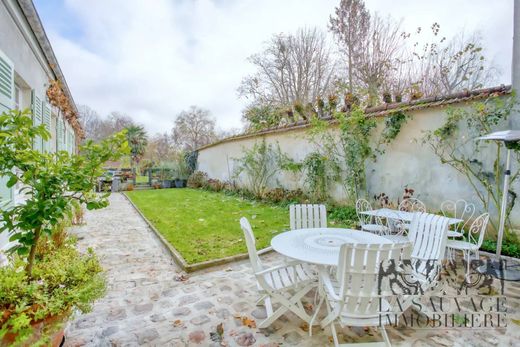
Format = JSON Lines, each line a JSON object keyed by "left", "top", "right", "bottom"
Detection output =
{"left": 42, "top": 0, "right": 513, "bottom": 135}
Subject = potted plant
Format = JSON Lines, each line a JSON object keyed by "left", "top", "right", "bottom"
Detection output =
{"left": 382, "top": 91, "right": 392, "bottom": 103}
{"left": 174, "top": 156, "right": 190, "bottom": 188}
{"left": 156, "top": 162, "right": 174, "bottom": 188}
{"left": 0, "top": 110, "right": 128, "bottom": 346}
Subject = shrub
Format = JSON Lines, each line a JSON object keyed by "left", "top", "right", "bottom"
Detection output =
{"left": 187, "top": 171, "right": 209, "bottom": 188}
{"left": 262, "top": 187, "right": 287, "bottom": 203}
{"left": 70, "top": 200, "right": 85, "bottom": 226}
{"left": 481, "top": 239, "right": 520, "bottom": 259}
{"left": 126, "top": 183, "right": 134, "bottom": 191}
{"left": 206, "top": 178, "right": 225, "bottom": 192}
{"left": 0, "top": 239, "right": 105, "bottom": 345}
{"left": 329, "top": 205, "right": 359, "bottom": 228}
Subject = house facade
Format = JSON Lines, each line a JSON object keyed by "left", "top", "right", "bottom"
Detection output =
{"left": 0, "top": 0, "right": 81, "bottom": 248}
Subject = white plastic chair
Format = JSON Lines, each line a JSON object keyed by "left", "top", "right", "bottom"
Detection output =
{"left": 407, "top": 212, "right": 451, "bottom": 290}
{"left": 240, "top": 217, "right": 317, "bottom": 328}
{"left": 289, "top": 204, "right": 327, "bottom": 230}
{"left": 440, "top": 199, "right": 476, "bottom": 238}
{"left": 317, "top": 242, "right": 412, "bottom": 347}
{"left": 355, "top": 199, "right": 388, "bottom": 235}
{"left": 446, "top": 213, "right": 490, "bottom": 278}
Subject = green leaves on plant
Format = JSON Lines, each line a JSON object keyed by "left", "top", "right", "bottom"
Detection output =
{"left": 6, "top": 174, "right": 18, "bottom": 188}
{"left": 0, "top": 109, "right": 128, "bottom": 276}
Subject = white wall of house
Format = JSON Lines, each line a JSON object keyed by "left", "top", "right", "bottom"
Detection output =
{"left": 197, "top": 102, "right": 520, "bottom": 230}
{"left": 0, "top": 0, "right": 78, "bottom": 251}
{"left": 0, "top": 1, "right": 49, "bottom": 100}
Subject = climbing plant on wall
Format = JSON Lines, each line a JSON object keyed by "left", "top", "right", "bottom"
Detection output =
{"left": 301, "top": 151, "right": 340, "bottom": 202}
{"left": 308, "top": 105, "right": 376, "bottom": 203}
{"left": 380, "top": 111, "right": 409, "bottom": 144}
{"left": 233, "top": 139, "right": 299, "bottom": 198}
{"left": 422, "top": 96, "right": 519, "bottom": 235}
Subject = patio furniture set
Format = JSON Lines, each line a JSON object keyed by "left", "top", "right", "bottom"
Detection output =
{"left": 240, "top": 199, "right": 490, "bottom": 346}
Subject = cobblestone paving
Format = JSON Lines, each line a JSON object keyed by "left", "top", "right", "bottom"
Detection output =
{"left": 65, "top": 193, "right": 520, "bottom": 346}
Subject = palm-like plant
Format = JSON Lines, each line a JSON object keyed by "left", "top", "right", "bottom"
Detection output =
{"left": 126, "top": 125, "right": 148, "bottom": 168}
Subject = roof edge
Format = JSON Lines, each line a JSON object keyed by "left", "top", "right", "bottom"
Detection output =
{"left": 198, "top": 85, "right": 512, "bottom": 151}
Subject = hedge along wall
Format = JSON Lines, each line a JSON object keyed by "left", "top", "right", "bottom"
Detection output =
{"left": 197, "top": 100, "right": 520, "bottom": 229}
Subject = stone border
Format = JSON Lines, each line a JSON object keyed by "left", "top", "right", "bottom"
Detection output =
{"left": 122, "top": 192, "right": 269, "bottom": 272}
{"left": 479, "top": 250, "right": 520, "bottom": 264}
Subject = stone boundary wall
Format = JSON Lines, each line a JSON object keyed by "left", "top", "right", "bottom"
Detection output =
{"left": 197, "top": 102, "right": 520, "bottom": 229}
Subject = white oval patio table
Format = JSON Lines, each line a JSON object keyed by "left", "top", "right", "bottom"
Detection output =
{"left": 271, "top": 228, "right": 392, "bottom": 266}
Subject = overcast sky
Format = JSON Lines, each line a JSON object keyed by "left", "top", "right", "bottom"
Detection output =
{"left": 34, "top": 0, "right": 514, "bottom": 135}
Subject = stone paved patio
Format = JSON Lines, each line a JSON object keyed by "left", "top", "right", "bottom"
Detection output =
{"left": 65, "top": 193, "right": 520, "bottom": 346}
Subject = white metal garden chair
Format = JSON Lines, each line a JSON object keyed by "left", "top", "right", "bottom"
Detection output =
{"left": 380, "top": 211, "right": 409, "bottom": 243}
{"left": 398, "top": 198, "right": 426, "bottom": 230}
{"left": 289, "top": 204, "right": 327, "bottom": 230}
{"left": 317, "top": 242, "right": 412, "bottom": 347}
{"left": 240, "top": 217, "right": 317, "bottom": 328}
{"left": 398, "top": 198, "right": 426, "bottom": 213}
{"left": 355, "top": 199, "right": 388, "bottom": 235}
{"left": 440, "top": 199, "right": 476, "bottom": 238}
{"left": 446, "top": 213, "right": 490, "bottom": 278}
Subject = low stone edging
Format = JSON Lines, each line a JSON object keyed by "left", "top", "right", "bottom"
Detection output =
{"left": 121, "top": 192, "right": 265, "bottom": 272}
{"left": 479, "top": 250, "right": 520, "bottom": 264}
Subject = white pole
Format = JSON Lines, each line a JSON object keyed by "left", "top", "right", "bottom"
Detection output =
{"left": 512, "top": 0, "right": 520, "bottom": 129}
{"left": 496, "top": 148, "right": 512, "bottom": 257}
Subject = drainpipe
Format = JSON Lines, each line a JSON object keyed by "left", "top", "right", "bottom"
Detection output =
{"left": 512, "top": 0, "right": 520, "bottom": 129}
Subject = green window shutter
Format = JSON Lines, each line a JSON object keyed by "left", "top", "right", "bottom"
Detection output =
{"left": 31, "top": 91, "right": 43, "bottom": 152}
{"left": 68, "top": 129, "right": 72, "bottom": 153}
{"left": 42, "top": 101, "right": 51, "bottom": 152}
{"left": 0, "top": 50, "right": 14, "bottom": 208}
{"left": 56, "top": 117, "right": 61, "bottom": 151}
{"left": 0, "top": 50, "right": 14, "bottom": 111}
{"left": 57, "top": 117, "right": 65, "bottom": 151}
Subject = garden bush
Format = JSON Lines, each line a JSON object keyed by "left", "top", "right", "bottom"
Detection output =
{"left": 481, "top": 234, "right": 520, "bottom": 259}
{"left": 187, "top": 171, "right": 209, "bottom": 188}
{"left": 0, "top": 239, "right": 105, "bottom": 345}
{"left": 206, "top": 178, "right": 226, "bottom": 192}
{"left": 328, "top": 205, "right": 359, "bottom": 228}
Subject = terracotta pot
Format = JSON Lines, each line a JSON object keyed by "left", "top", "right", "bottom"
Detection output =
{"left": 1, "top": 313, "right": 68, "bottom": 347}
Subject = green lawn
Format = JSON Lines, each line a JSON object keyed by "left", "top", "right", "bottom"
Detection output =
{"left": 125, "top": 189, "right": 290, "bottom": 264}
{"left": 135, "top": 175, "right": 149, "bottom": 183}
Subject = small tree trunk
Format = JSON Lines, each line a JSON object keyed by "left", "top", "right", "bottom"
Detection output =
{"left": 25, "top": 227, "right": 42, "bottom": 278}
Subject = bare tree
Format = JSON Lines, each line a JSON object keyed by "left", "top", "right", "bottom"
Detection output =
{"left": 77, "top": 106, "right": 136, "bottom": 142}
{"left": 354, "top": 15, "right": 406, "bottom": 104}
{"left": 77, "top": 104, "right": 102, "bottom": 142}
{"left": 239, "top": 27, "right": 336, "bottom": 107}
{"left": 172, "top": 106, "right": 217, "bottom": 151}
{"left": 421, "top": 31, "right": 497, "bottom": 94}
{"left": 144, "top": 132, "right": 176, "bottom": 164}
{"left": 329, "top": 0, "right": 370, "bottom": 94}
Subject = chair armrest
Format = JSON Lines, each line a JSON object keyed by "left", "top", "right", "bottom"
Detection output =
{"left": 254, "top": 260, "right": 309, "bottom": 277}
{"left": 318, "top": 268, "right": 340, "bottom": 301}
{"left": 254, "top": 263, "right": 292, "bottom": 276}
{"left": 257, "top": 246, "right": 272, "bottom": 255}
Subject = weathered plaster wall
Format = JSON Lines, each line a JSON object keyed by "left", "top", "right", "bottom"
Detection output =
{"left": 198, "top": 103, "right": 520, "bottom": 229}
